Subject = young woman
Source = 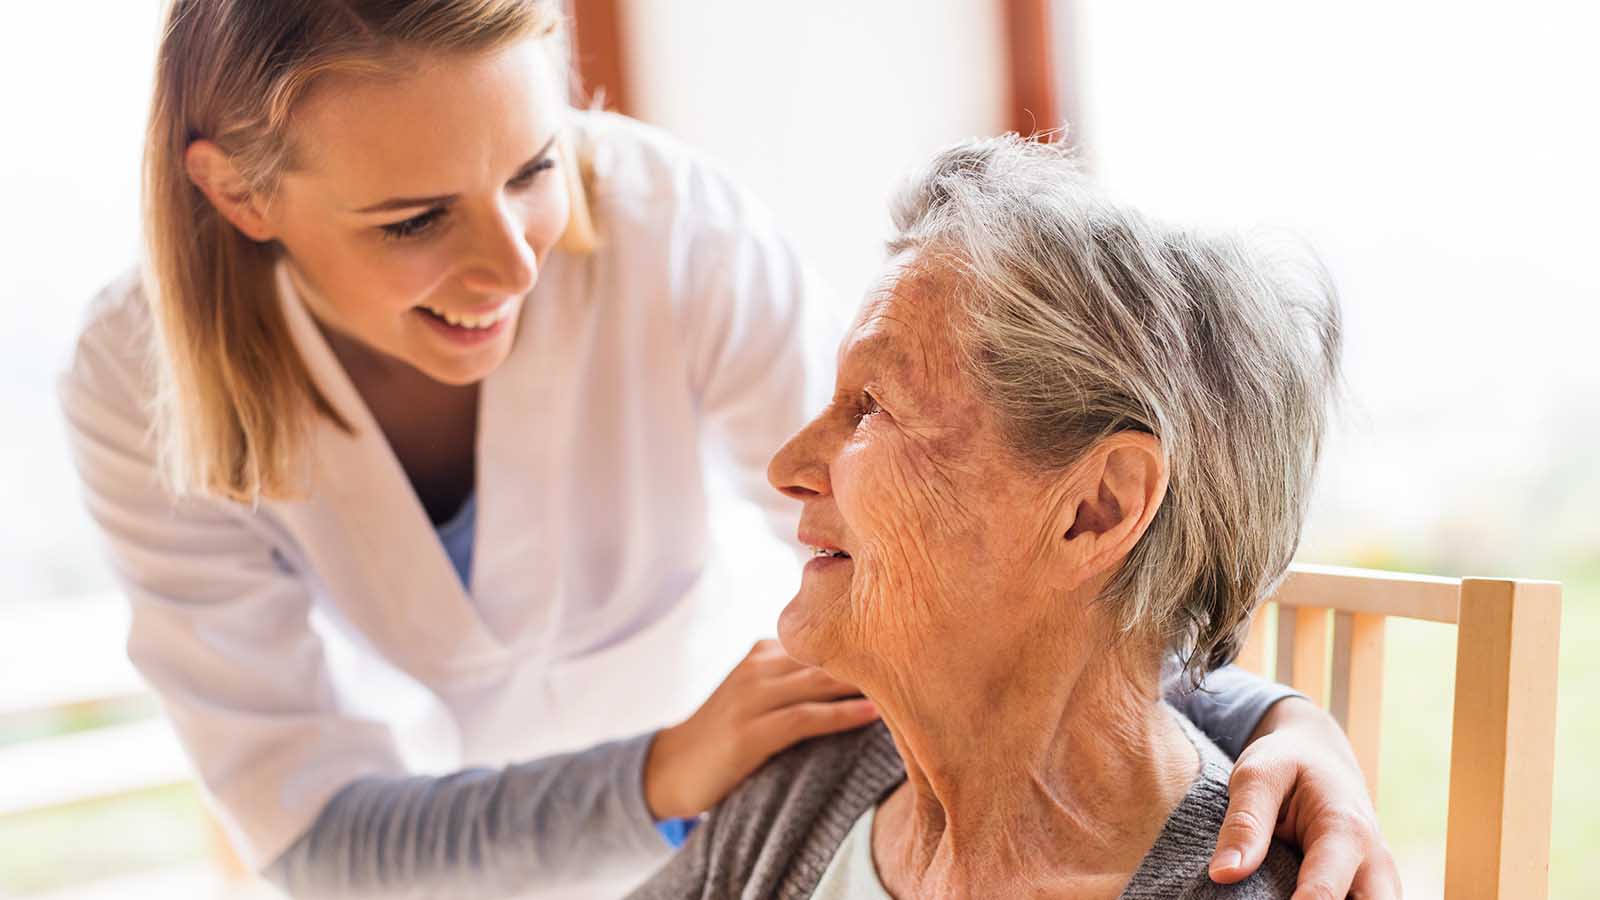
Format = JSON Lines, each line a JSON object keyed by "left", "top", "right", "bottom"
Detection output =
{"left": 61, "top": 2, "right": 1398, "bottom": 897}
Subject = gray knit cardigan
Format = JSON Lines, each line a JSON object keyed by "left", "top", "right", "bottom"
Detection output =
{"left": 627, "top": 709, "right": 1300, "bottom": 899}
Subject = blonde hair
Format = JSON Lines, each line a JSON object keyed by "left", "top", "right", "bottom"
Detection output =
{"left": 143, "top": 0, "right": 593, "bottom": 502}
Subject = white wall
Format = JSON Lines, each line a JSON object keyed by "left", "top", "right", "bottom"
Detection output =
{"left": 1, "top": 1, "right": 165, "bottom": 604}
{"left": 1060, "top": 0, "right": 1600, "bottom": 570}
{"left": 622, "top": 0, "right": 1008, "bottom": 307}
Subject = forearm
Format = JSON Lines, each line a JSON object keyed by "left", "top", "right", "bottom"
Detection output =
{"left": 264, "top": 732, "right": 672, "bottom": 898}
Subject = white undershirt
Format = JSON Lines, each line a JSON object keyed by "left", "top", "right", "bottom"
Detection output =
{"left": 812, "top": 804, "right": 894, "bottom": 899}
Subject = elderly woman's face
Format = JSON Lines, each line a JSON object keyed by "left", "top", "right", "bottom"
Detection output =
{"left": 768, "top": 262, "right": 1073, "bottom": 673}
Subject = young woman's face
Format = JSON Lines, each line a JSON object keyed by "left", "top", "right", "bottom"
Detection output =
{"left": 265, "top": 38, "right": 571, "bottom": 385}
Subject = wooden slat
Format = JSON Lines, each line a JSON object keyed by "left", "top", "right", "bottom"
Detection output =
{"left": 1443, "top": 579, "right": 1562, "bottom": 899}
{"left": 1292, "top": 606, "right": 1330, "bottom": 705}
{"left": 1274, "top": 605, "right": 1295, "bottom": 686}
{"left": 0, "top": 718, "right": 193, "bottom": 818}
{"left": 1275, "top": 563, "right": 1461, "bottom": 623}
{"left": 1234, "top": 604, "right": 1272, "bottom": 676}
{"left": 1275, "top": 606, "right": 1329, "bottom": 704}
{"left": 1330, "top": 611, "right": 1385, "bottom": 801}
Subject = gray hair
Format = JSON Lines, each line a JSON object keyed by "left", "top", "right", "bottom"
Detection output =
{"left": 889, "top": 135, "right": 1342, "bottom": 685}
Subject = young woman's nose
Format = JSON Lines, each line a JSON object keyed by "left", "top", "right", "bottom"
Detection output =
{"left": 768, "top": 415, "right": 833, "bottom": 501}
{"left": 461, "top": 201, "right": 538, "bottom": 297}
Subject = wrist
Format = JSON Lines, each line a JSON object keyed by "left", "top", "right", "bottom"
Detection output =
{"left": 643, "top": 724, "right": 693, "bottom": 821}
{"left": 1248, "top": 694, "right": 1315, "bottom": 743}
{"left": 1249, "top": 695, "right": 1361, "bottom": 767}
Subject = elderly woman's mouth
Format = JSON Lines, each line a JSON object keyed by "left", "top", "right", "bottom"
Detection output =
{"left": 808, "top": 546, "right": 851, "bottom": 559}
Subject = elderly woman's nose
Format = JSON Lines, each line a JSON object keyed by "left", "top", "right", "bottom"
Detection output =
{"left": 461, "top": 202, "right": 538, "bottom": 297}
{"left": 767, "top": 421, "right": 831, "bottom": 500}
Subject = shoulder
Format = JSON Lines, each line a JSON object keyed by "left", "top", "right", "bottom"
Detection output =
{"left": 59, "top": 267, "right": 159, "bottom": 424}
{"left": 716, "top": 721, "right": 901, "bottom": 840}
{"left": 568, "top": 110, "right": 794, "bottom": 289}
{"left": 1126, "top": 713, "right": 1302, "bottom": 899}
{"left": 1218, "top": 844, "right": 1302, "bottom": 899}
{"left": 572, "top": 110, "right": 776, "bottom": 237}
{"left": 1169, "top": 842, "right": 1301, "bottom": 900}
{"left": 561, "top": 112, "right": 820, "bottom": 376}
{"left": 635, "top": 723, "right": 901, "bottom": 899}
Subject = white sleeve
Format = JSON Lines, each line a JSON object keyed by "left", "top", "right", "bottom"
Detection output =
{"left": 678, "top": 169, "right": 847, "bottom": 553}
{"left": 58, "top": 311, "right": 406, "bottom": 871}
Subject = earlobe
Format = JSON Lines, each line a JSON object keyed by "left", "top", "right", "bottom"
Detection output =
{"left": 184, "top": 140, "right": 278, "bottom": 243}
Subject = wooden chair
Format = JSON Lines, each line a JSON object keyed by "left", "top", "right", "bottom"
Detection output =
{"left": 1233, "top": 564, "right": 1562, "bottom": 900}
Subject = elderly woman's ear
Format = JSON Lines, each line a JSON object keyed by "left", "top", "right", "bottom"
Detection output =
{"left": 1054, "top": 431, "right": 1169, "bottom": 590}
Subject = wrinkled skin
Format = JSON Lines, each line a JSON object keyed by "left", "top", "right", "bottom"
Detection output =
{"left": 773, "top": 263, "right": 1070, "bottom": 684}
{"left": 768, "top": 259, "right": 1196, "bottom": 898}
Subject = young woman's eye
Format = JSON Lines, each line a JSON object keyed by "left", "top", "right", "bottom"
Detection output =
{"left": 379, "top": 207, "right": 446, "bottom": 241}
{"left": 508, "top": 157, "right": 557, "bottom": 189}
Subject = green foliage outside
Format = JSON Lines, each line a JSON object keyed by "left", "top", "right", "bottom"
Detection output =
{"left": 0, "top": 784, "right": 208, "bottom": 895}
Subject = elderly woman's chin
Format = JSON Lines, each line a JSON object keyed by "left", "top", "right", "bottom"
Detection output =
{"left": 776, "top": 564, "right": 853, "bottom": 668}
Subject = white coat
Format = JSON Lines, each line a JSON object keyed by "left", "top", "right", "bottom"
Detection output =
{"left": 60, "top": 112, "right": 835, "bottom": 892}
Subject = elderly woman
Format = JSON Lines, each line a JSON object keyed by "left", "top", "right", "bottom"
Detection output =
{"left": 631, "top": 135, "right": 1343, "bottom": 899}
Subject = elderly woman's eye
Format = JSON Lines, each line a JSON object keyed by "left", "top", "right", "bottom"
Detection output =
{"left": 859, "top": 392, "right": 883, "bottom": 420}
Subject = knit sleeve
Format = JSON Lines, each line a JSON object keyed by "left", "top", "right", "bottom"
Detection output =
{"left": 264, "top": 732, "right": 675, "bottom": 898}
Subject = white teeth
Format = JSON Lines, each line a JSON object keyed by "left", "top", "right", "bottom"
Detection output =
{"left": 422, "top": 298, "right": 517, "bottom": 330}
{"left": 808, "top": 546, "right": 849, "bottom": 558}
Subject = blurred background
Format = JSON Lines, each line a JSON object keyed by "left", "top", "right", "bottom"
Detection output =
{"left": 2, "top": 1, "right": 1595, "bottom": 897}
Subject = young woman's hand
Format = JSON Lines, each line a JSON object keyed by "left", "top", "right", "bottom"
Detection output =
{"left": 643, "top": 639, "right": 879, "bottom": 820}
{"left": 1209, "top": 697, "right": 1403, "bottom": 900}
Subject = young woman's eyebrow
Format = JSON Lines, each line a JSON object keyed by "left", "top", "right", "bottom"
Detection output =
{"left": 510, "top": 134, "right": 560, "bottom": 176}
{"left": 352, "top": 134, "right": 559, "bottom": 214}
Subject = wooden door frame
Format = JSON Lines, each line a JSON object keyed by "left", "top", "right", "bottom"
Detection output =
{"left": 567, "top": 0, "right": 633, "bottom": 115}
{"left": 1000, "top": 0, "right": 1060, "bottom": 137}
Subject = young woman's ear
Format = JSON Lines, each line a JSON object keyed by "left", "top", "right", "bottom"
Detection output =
{"left": 184, "top": 140, "right": 278, "bottom": 242}
{"left": 1055, "top": 432, "right": 1169, "bottom": 590}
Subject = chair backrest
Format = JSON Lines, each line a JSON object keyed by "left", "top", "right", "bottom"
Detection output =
{"left": 1233, "top": 564, "right": 1562, "bottom": 900}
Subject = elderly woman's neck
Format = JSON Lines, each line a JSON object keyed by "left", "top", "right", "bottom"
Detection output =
{"left": 870, "top": 634, "right": 1198, "bottom": 897}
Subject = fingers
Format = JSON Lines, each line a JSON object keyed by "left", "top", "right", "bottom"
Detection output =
{"left": 1348, "top": 849, "right": 1404, "bottom": 900}
{"left": 745, "top": 638, "right": 783, "bottom": 659}
{"left": 1210, "top": 751, "right": 1296, "bottom": 883}
{"left": 1290, "top": 823, "right": 1364, "bottom": 900}
{"left": 749, "top": 698, "right": 879, "bottom": 752}
{"left": 756, "top": 666, "right": 864, "bottom": 712}
{"left": 1294, "top": 810, "right": 1399, "bottom": 900}
{"left": 732, "top": 641, "right": 864, "bottom": 712}
{"left": 737, "top": 639, "right": 807, "bottom": 679}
